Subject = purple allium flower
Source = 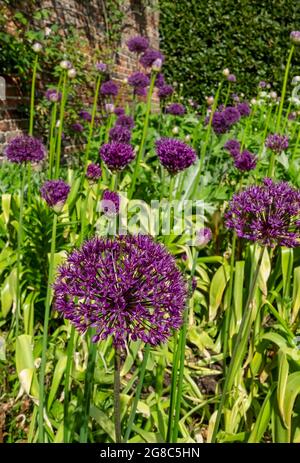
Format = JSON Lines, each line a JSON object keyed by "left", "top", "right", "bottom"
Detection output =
{"left": 166, "top": 103, "right": 186, "bottom": 116}
{"left": 128, "top": 72, "right": 150, "bottom": 88}
{"left": 195, "top": 227, "right": 212, "bottom": 247}
{"left": 114, "top": 107, "right": 125, "bottom": 117}
{"left": 95, "top": 61, "right": 107, "bottom": 72}
{"left": 234, "top": 150, "right": 257, "bottom": 171}
{"left": 265, "top": 134, "right": 289, "bottom": 153}
{"left": 115, "top": 115, "right": 135, "bottom": 129}
{"left": 211, "top": 111, "right": 229, "bottom": 134}
{"left": 224, "top": 106, "right": 241, "bottom": 126}
{"left": 259, "top": 81, "right": 267, "bottom": 88}
{"left": 86, "top": 163, "right": 102, "bottom": 181}
{"left": 53, "top": 234, "right": 187, "bottom": 347}
{"left": 40, "top": 179, "right": 70, "bottom": 209}
{"left": 140, "top": 49, "right": 164, "bottom": 68}
{"left": 100, "top": 80, "right": 118, "bottom": 97}
{"left": 79, "top": 110, "right": 92, "bottom": 122}
{"left": 127, "top": 35, "right": 149, "bottom": 53}
{"left": 227, "top": 74, "right": 237, "bottom": 83}
{"left": 225, "top": 178, "right": 300, "bottom": 247}
{"left": 71, "top": 122, "right": 84, "bottom": 132}
{"left": 5, "top": 135, "right": 46, "bottom": 164}
{"left": 158, "top": 84, "right": 174, "bottom": 99}
{"left": 224, "top": 139, "right": 241, "bottom": 154}
{"left": 155, "top": 73, "right": 165, "bottom": 88}
{"left": 105, "top": 103, "right": 115, "bottom": 113}
{"left": 100, "top": 189, "right": 120, "bottom": 216}
{"left": 288, "top": 112, "right": 296, "bottom": 120}
{"left": 237, "top": 102, "right": 251, "bottom": 117}
{"left": 191, "top": 277, "right": 197, "bottom": 293}
{"left": 290, "top": 31, "right": 300, "bottom": 45}
{"left": 156, "top": 138, "right": 197, "bottom": 174}
{"left": 231, "top": 93, "right": 240, "bottom": 103}
{"left": 134, "top": 86, "right": 147, "bottom": 97}
{"left": 109, "top": 125, "right": 132, "bottom": 143}
{"left": 45, "top": 88, "right": 62, "bottom": 103}
{"left": 100, "top": 142, "right": 135, "bottom": 171}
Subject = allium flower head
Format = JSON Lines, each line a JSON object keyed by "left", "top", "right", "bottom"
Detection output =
{"left": 53, "top": 234, "right": 187, "bottom": 347}
{"left": 79, "top": 110, "right": 92, "bottom": 122}
{"left": 135, "top": 86, "right": 147, "bottom": 97}
{"left": 101, "top": 189, "right": 120, "bottom": 216}
{"left": 100, "top": 142, "right": 135, "bottom": 171}
{"left": 265, "top": 134, "right": 289, "bottom": 153}
{"left": 224, "top": 106, "right": 241, "bottom": 126}
{"left": 195, "top": 227, "right": 212, "bottom": 247}
{"left": 166, "top": 103, "right": 185, "bottom": 116}
{"left": 109, "top": 125, "right": 132, "bottom": 143}
{"left": 60, "top": 60, "right": 72, "bottom": 70}
{"left": 114, "top": 107, "right": 125, "bottom": 117}
{"left": 40, "top": 179, "right": 70, "bottom": 210}
{"left": 128, "top": 72, "right": 150, "bottom": 88}
{"left": 116, "top": 115, "right": 135, "bottom": 129}
{"left": 32, "top": 42, "right": 42, "bottom": 53}
{"left": 152, "top": 58, "right": 163, "bottom": 71}
{"left": 45, "top": 88, "right": 62, "bottom": 103}
{"left": 100, "top": 80, "right": 118, "bottom": 97}
{"left": 224, "top": 139, "right": 241, "bottom": 154}
{"left": 156, "top": 138, "right": 197, "bottom": 174}
{"left": 227, "top": 74, "right": 237, "bottom": 82}
{"left": 290, "top": 31, "right": 300, "bottom": 45}
{"left": 5, "top": 135, "right": 46, "bottom": 164}
{"left": 71, "top": 122, "right": 84, "bottom": 132}
{"left": 237, "top": 102, "right": 251, "bottom": 117}
{"left": 155, "top": 73, "right": 165, "bottom": 88}
{"left": 67, "top": 68, "right": 76, "bottom": 79}
{"left": 140, "top": 49, "right": 164, "bottom": 68}
{"left": 158, "top": 84, "right": 174, "bottom": 99}
{"left": 105, "top": 103, "right": 115, "bottom": 113}
{"left": 234, "top": 150, "right": 257, "bottom": 171}
{"left": 211, "top": 111, "right": 229, "bottom": 134}
{"left": 225, "top": 178, "right": 300, "bottom": 247}
{"left": 127, "top": 35, "right": 149, "bottom": 53}
{"left": 86, "top": 163, "right": 102, "bottom": 181}
{"left": 95, "top": 62, "right": 107, "bottom": 72}
{"left": 259, "top": 81, "right": 267, "bottom": 88}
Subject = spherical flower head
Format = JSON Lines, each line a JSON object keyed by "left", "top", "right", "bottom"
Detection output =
{"left": 53, "top": 234, "right": 187, "bottom": 348}
{"left": 234, "top": 150, "right": 257, "bottom": 171}
{"left": 212, "top": 111, "right": 229, "bottom": 134}
{"left": 225, "top": 178, "right": 300, "bottom": 247}
{"left": 100, "top": 189, "right": 120, "bottom": 216}
{"left": 115, "top": 115, "right": 135, "bottom": 129}
{"left": 71, "top": 122, "right": 84, "bottom": 133}
{"left": 99, "top": 142, "right": 135, "bottom": 171}
{"left": 128, "top": 72, "right": 150, "bottom": 88}
{"left": 79, "top": 110, "right": 92, "bottom": 122}
{"left": 166, "top": 103, "right": 185, "bottom": 116}
{"left": 172, "top": 126, "right": 179, "bottom": 135}
{"left": 290, "top": 31, "right": 300, "bottom": 45}
{"left": 270, "top": 91, "right": 277, "bottom": 100}
{"left": 109, "top": 125, "right": 132, "bottom": 143}
{"left": 224, "top": 139, "right": 241, "bottom": 154}
{"left": 95, "top": 61, "right": 107, "bottom": 72}
{"left": 105, "top": 103, "right": 115, "bottom": 114}
{"left": 114, "top": 107, "right": 125, "bottom": 117}
{"left": 134, "top": 86, "right": 147, "bottom": 97}
{"left": 237, "top": 102, "right": 251, "bottom": 117}
{"left": 195, "top": 227, "right": 212, "bottom": 247}
{"left": 67, "top": 68, "right": 76, "bottom": 79}
{"left": 60, "top": 60, "right": 72, "bottom": 70}
{"left": 45, "top": 88, "right": 62, "bottom": 103}
{"left": 100, "top": 80, "right": 118, "bottom": 97}
{"left": 86, "top": 163, "right": 102, "bottom": 182}
{"left": 224, "top": 106, "right": 241, "bottom": 126}
{"left": 223, "top": 68, "right": 230, "bottom": 77}
{"left": 40, "top": 179, "right": 70, "bottom": 211}
{"left": 227, "top": 74, "right": 237, "bottom": 83}
{"left": 5, "top": 135, "right": 46, "bottom": 164}
{"left": 152, "top": 58, "right": 163, "bottom": 71}
{"left": 265, "top": 133, "right": 289, "bottom": 153}
{"left": 158, "top": 84, "right": 174, "bottom": 99}
{"left": 156, "top": 138, "right": 197, "bottom": 174}
{"left": 155, "top": 73, "right": 165, "bottom": 88}
{"left": 139, "top": 49, "right": 164, "bottom": 68}
{"left": 206, "top": 96, "right": 214, "bottom": 106}
{"left": 127, "top": 35, "right": 149, "bottom": 53}
{"left": 288, "top": 112, "right": 296, "bottom": 120}
{"left": 32, "top": 42, "right": 42, "bottom": 53}
{"left": 259, "top": 81, "right": 267, "bottom": 88}
{"left": 232, "top": 93, "right": 240, "bottom": 103}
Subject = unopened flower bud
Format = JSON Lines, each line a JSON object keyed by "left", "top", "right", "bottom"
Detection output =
{"left": 223, "top": 68, "right": 230, "bottom": 77}
{"left": 67, "top": 68, "right": 76, "bottom": 79}
{"left": 32, "top": 42, "right": 42, "bottom": 53}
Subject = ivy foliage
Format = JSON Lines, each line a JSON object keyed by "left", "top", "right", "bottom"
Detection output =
{"left": 160, "top": 0, "right": 300, "bottom": 100}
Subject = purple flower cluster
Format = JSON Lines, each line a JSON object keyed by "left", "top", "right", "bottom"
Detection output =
{"left": 95, "top": 62, "right": 107, "bottom": 73}
{"left": 53, "top": 234, "right": 187, "bottom": 348}
{"left": 155, "top": 73, "right": 165, "bottom": 88}
{"left": 114, "top": 107, "right": 125, "bottom": 117}
{"left": 196, "top": 228, "right": 212, "bottom": 247}
{"left": 116, "top": 115, "right": 135, "bottom": 129}
{"left": 158, "top": 84, "right": 174, "bottom": 99}
{"left": 265, "top": 134, "right": 289, "bottom": 153}
{"left": 290, "top": 31, "right": 300, "bottom": 45}
{"left": 109, "top": 125, "right": 132, "bottom": 143}
{"left": 237, "top": 102, "right": 251, "bottom": 117}
{"left": 233, "top": 150, "right": 257, "bottom": 171}
{"left": 79, "top": 110, "right": 92, "bottom": 122}
{"left": 211, "top": 106, "right": 240, "bottom": 134}
{"left": 45, "top": 88, "right": 62, "bottom": 103}
{"left": 127, "top": 35, "right": 149, "bottom": 53}
{"left": 86, "top": 163, "right": 102, "bottom": 181}
{"left": 224, "top": 139, "right": 241, "bottom": 155}
{"left": 225, "top": 178, "right": 300, "bottom": 247}
{"left": 100, "top": 142, "right": 135, "bottom": 171}
{"left": 100, "top": 80, "right": 118, "bottom": 97}
{"left": 40, "top": 179, "right": 70, "bottom": 208}
{"left": 71, "top": 122, "right": 84, "bottom": 132}
{"left": 128, "top": 72, "right": 150, "bottom": 89}
{"left": 156, "top": 138, "right": 197, "bottom": 174}
{"left": 166, "top": 103, "right": 185, "bottom": 116}
{"left": 140, "top": 49, "right": 164, "bottom": 68}
{"left": 227, "top": 74, "right": 237, "bottom": 82}
{"left": 5, "top": 135, "right": 46, "bottom": 164}
{"left": 101, "top": 189, "right": 120, "bottom": 216}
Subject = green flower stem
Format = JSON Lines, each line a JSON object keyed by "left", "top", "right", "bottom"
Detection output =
{"left": 63, "top": 324, "right": 75, "bottom": 443}
{"left": 29, "top": 54, "right": 38, "bottom": 136}
{"left": 292, "top": 126, "right": 300, "bottom": 162}
{"left": 15, "top": 167, "right": 26, "bottom": 337}
{"left": 38, "top": 212, "right": 58, "bottom": 443}
{"left": 128, "top": 73, "right": 156, "bottom": 199}
{"left": 114, "top": 347, "right": 122, "bottom": 443}
{"left": 166, "top": 330, "right": 181, "bottom": 442}
{"left": 211, "top": 246, "right": 265, "bottom": 443}
{"left": 105, "top": 114, "right": 113, "bottom": 143}
{"left": 79, "top": 186, "right": 90, "bottom": 244}
{"left": 83, "top": 75, "right": 102, "bottom": 173}
{"left": 224, "top": 81, "right": 231, "bottom": 107}
{"left": 54, "top": 71, "right": 68, "bottom": 179}
{"left": 79, "top": 331, "right": 97, "bottom": 443}
{"left": 123, "top": 344, "right": 150, "bottom": 443}
{"left": 48, "top": 103, "right": 58, "bottom": 179}
{"left": 110, "top": 171, "right": 119, "bottom": 192}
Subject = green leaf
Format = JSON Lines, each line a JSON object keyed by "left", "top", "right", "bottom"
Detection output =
{"left": 277, "top": 350, "right": 289, "bottom": 427}
{"left": 47, "top": 355, "right": 67, "bottom": 411}
{"left": 209, "top": 263, "right": 230, "bottom": 321}
{"left": 89, "top": 405, "right": 116, "bottom": 441}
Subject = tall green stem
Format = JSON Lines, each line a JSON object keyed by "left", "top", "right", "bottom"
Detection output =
{"left": 15, "top": 167, "right": 26, "bottom": 337}
{"left": 83, "top": 75, "right": 102, "bottom": 173}
{"left": 54, "top": 72, "right": 67, "bottom": 179}
{"left": 63, "top": 324, "right": 75, "bottom": 443}
{"left": 38, "top": 213, "right": 58, "bottom": 442}
{"left": 114, "top": 348, "right": 122, "bottom": 443}
{"left": 166, "top": 330, "right": 181, "bottom": 442}
{"left": 48, "top": 103, "right": 58, "bottom": 179}
{"left": 211, "top": 246, "right": 265, "bottom": 443}
{"left": 29, "top": 54, "right": 38, "bottom": 136}
{"left": 128, "top": 73, "right": 156, "bottom": 199}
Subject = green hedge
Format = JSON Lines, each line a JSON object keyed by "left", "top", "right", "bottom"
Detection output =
{"left": 159, "top": 0, "right": 300, "bottom": 101}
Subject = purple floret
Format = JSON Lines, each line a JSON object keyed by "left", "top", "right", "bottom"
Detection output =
{"left": 101, "top": 189, "right": 120, "bottom": 216}
{"left": 109, "top": 125, "right": 132, "bottom": 143}
{"left": 5, "top": 135, "right": 46, "bottom": 164}
{"left": 99, "top": 142, "right": 135, "bottom": 171}
{"left": 265, "top": 134, "right": 289, "bottom": 153}
{"left": 86, "top": 163, "right": 102, "bottom": 181}
{"left": 156, "top": 138, "right": 197, "bottom": 174}
{"left": 45, "top": 88, "right": 62, "bottom": 103}
{"left": 166, "top": 103, "right": 185, "bottom": 116}
{"left": 224, "top": 139, "right": 241, "bottom": 154}
{"left": 100, "top": 80, "right": 118, "bottom": 97}
{"left": 234, "top": 150, "right": 257, "bottom": 171}
{"left": 237, "top": 102, "right": 251, "bottom": 117}
{"left": 71, "top": 122, "right": 84, "bottom": 132}
{"left": 114, "top": 107, "right": 125, "bottom": 117}
{"left": 127, "top": 35, "right": 149, "bottom": 53}
{"left": 40, "top": 179, "right": 70, "bottom": 208}
{"left": 115, "top": 115, "right": 135, "bottom": 129}
{"left": 158, "top": 84, "right": 174, "bottom": 99}
{"left": 79, "top": 110, "right": 92, "bottom": 122}
{"left": 128, "top": 72, "right": 150, "bottom": 88}
{"left": 140, "top": 49, "right": 164, "bottom": 68}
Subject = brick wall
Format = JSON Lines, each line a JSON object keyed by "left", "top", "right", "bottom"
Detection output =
{"left": 0, "top": 0, "right": 159, "bottom": 153}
